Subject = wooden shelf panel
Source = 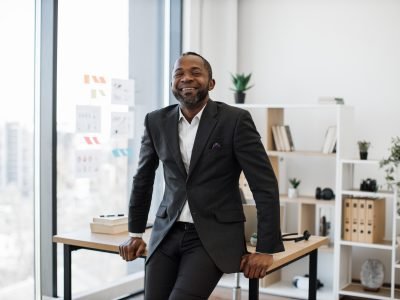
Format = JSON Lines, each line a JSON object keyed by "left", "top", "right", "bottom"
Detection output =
{"left": 280, "top": 195, "right": 335, "bottom": 206}
{"left": 340, "top": 240, "right": 393, "bottom": 250}
{"left": 232, "top": 103, "right": 345, "bottom": 109}
{"left": 341, "top": 159, "right": 381, "bottom": 165}
{"left": 341, "top": 190, "right": 395, "bottom": 198}
{"left": 339, "top": 283, "right": 398, "bottom": 300}
{"left": 267, "top": 150, "right": 336, "bottom": 157}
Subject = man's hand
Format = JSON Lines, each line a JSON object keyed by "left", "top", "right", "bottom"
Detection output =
{"left": 119, "top": 237, "right": 146, "bottom": 261}
{"left": 240, "top": 253, "right": 274, "bottom": 279}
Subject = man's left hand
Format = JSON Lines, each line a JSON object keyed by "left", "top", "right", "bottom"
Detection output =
{"left": 240, "top": 253, "right": 274, "bottom": 279}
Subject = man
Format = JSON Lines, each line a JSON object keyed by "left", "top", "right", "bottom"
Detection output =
{"left": 119, "top": 52, "right": 284, "bottom": 299}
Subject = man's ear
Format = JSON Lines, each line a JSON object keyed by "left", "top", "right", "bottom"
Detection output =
{"left": 208, "top": 79, "right": 215, "bottom": 91}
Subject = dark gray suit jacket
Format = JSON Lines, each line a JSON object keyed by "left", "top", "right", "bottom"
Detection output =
{"left": 128, "top": 100, "right": 284, "bottom": 273}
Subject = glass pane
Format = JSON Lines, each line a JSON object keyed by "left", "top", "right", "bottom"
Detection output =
{"left": 0, "top": 0, "right": 35, "bottom": 299}
{"left": 57, "top": 0, "right": 139, "bottom": 295}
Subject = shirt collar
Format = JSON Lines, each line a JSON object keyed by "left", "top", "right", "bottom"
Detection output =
{"left": 178, "top": 103, "right": 207, "bottom": 123}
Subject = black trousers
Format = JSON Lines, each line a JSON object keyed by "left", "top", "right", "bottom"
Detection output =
{"left": 144, "top": 222, "right": 223, "bottom": 300}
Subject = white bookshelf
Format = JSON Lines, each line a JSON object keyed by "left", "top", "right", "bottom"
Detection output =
{"left": 236, "top": 104, "right": 354, "bottom": 300}
{"left": 336, "top": 159, "right": 399, "bottom": 299}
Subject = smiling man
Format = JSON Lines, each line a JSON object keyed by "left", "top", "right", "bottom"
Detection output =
{"left": 119, "top": 52, "right": 284, "bottom": 300}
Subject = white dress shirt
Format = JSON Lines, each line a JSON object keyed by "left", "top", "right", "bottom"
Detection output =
{"left": 176, "top": 104, "right": 206, "bottom": 222}
{"left": 129, "top": 104, "right": 206, "bottom": 237}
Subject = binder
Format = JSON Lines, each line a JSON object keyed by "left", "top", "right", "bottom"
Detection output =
{"left": 357, "top": 199, "right": 367, "bottom": 242}
{"left": 343, "top": 198, "right": 352, "bottom": 241}
{"left": 365, "top": 198, "right": 385, "bottom": 243}
{"left": 350, "top": 198, "right": 359, "bottom": 241}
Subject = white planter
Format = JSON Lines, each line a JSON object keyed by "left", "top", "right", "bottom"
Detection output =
{"left": 288, "top": 188, "right": 298, "bottom": 198}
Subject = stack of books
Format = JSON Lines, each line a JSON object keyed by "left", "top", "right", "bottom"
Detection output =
{"left": 90, "top": 214, "right": 128, "bottom": 234}
{"left": 321, "top": 126, "right": 337, "bottom": 154}
{"left": 318, "top": 97, "right": 344, "bottom": 105}
{"left": 343, "top": 197, "right": 385, "bottom": 243}
{"left": 271, "top": 125, "right": 295, "bottom": 152}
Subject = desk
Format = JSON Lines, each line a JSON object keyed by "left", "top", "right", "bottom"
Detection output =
{"left": 53, "top": 230, "right": 328, "bottom": 300}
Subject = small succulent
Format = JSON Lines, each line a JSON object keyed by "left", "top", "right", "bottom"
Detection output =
{"left": 289, "top": 177, "right": 301, "bottom": 189}
{"left": 358, "top": 140, "right": 371, "bottom": 152}
{"left": 230, "top": 73, "right": 254, "bottom": 93}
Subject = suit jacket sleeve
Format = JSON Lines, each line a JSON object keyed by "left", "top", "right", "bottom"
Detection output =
{"left": 234, "top": 110, "right": 284, "bottom": 254}
{"left": 128, "top": 113, "right": 159, "bottom": 233}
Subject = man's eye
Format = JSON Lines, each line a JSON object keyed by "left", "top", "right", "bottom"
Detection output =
{"left": 174, "top": 73, "right": 183, "bottom": 78}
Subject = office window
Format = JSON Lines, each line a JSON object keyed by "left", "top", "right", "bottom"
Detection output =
{"left": 0, "top": 0, "right": 35, "bottom": 299}
{"left": 57, "top": 0, "right": 169, "bottom": 296}
{"left": 57, "top": 0, "right": 133, "bottom": 294}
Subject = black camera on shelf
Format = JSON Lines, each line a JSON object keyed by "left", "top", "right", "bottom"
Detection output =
{"left": 360, "top": 178, "right": 378, "bottom": 192}
{"left": 315, "top": 187, "right": 335, "bottom": 200}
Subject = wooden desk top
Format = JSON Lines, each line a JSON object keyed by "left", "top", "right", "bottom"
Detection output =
{"left": 53, "top": 229, "right": 328, "bottom": 271}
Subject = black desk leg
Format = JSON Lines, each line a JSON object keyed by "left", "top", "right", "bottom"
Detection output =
{"left": 308, "top": 249, "right": 318, "bottom": 300}
{"left": 64, "top": 244, "right": 72, "bottom": 300}
{"left": 248, "top": 278, "right": 259, "bottom": 300}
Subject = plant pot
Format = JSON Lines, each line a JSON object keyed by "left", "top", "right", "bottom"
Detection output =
{"left": 360, "top": 151, "right": 368, "bottom": 160}
{"left": 234, "top": 92, "right": 246, "bottom": 104}
{"left": 288, "top": 188, "right": 298, "bottom": 198}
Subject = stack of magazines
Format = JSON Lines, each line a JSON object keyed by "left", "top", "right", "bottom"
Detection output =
{"left": 90, "top": 214, "right": 128, "bottom": 234}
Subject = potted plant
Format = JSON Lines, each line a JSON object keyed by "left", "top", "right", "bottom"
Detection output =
{"left": 358, "top": 140, "right": 371, "bottom": 160}
{"left": 250, "top": 232, "right": 257, "bottom": 246}
{"left": 288, "top": 177, "right": 301, "bottom": 198}
{"left": 231, "top": 73, "right": 254, "bottom": 104}
{"left": 379, "top": 136, "right": 400, "bottom": 191}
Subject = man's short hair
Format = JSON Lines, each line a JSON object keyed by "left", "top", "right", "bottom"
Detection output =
{"left": 181, "top": 52, "right": 213, "bottom": 80}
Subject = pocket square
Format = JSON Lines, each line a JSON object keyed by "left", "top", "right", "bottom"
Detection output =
{"left": 211, "top": 142, "right": 222, "bottom": 150}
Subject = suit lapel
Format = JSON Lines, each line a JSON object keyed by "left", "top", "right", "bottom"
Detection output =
{"left": 164, "top": 106, "right": 187, "bottom": 178}
{"left": 188, "top": 100, "right": 218, "bottom": 180}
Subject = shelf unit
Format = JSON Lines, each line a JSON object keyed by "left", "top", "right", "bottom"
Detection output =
{"left": 235, "top": 103, "right": 354, "bottom": 299}
{"left": 336, "top": 159, "right": 399, "bottom": 300}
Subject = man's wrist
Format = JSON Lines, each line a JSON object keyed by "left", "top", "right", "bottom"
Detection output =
{"left": 129, "top": 232, "right": 143, "bottom": 238}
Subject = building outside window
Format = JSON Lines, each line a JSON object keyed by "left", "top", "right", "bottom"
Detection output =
{"left": 0, "top": 0, "right": 35, "bottom": 299}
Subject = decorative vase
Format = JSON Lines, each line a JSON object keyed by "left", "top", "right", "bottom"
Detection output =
{"left": 360, "top": 151, "right": 368, "bottom": 160}
{"left": 288, "top": 188, "right": 298, "bottom": 198}
{"left": 360, "top": 259, "right": 384, "bottom": 292}
{"left": 234, "top": 92, "right": 246, "bottom": 104}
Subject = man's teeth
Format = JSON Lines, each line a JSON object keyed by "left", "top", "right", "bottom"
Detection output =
{"left": 182, "top": 88, "right": 195, "bottom": 91}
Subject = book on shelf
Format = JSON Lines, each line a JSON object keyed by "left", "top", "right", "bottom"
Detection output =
{"left": 318, "top": 97, "right": 344, "bottom": 105}
{"left": 271, "top": 125, "right": 294, "bottom": 152}
{"left": 322, "top": 126, "right": 336, "bottom": 154}
{"left": 90, "top": 222, "right": 128, "bottom": 234}
{"left": 343, "top": 198, "right": 352, "bottom": 241}
{"left": 278, "top": 125, "right": 290, "bottom": 151}
{"left": 271, "top": 126, "right": 283, "bottom": 151}
{"left": 92, "top": 214, "right": 128, "bottom": 225}
{"left": 342, "top": 197, "right": 385, "bottom": 243}
{"left": 284, "top": 125, "right": 295, "bottom": 151}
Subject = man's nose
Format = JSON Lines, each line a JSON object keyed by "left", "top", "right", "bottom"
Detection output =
{"left": 180, "top": 73, "right": 193, "bottom": 82}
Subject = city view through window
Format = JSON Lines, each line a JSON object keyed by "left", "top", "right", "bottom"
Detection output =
{"left": 0, "top": 0, "right": 35, "bottom": 299}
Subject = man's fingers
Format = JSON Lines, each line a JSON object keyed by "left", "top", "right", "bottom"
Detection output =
{"left": 240, "top": 255, "right": 249, "bottom": 271}
{"left": 136, "top": 242, "right": 146, "bottom": 257}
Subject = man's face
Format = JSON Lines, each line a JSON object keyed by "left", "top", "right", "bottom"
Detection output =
{"left": 171, "top": 55, "right": 215, "bottom": 108}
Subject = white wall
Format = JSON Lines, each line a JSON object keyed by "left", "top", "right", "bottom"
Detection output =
{"left": 237, "top": 0, "right": 400, "bottom": 160}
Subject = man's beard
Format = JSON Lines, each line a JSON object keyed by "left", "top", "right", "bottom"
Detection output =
{"left": 173, "top": 88, "right": 208, "bottom": 109}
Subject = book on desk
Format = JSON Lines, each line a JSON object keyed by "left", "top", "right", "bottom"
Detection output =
{"left": 90, "top": 214, "right": 153, "bottom": 234}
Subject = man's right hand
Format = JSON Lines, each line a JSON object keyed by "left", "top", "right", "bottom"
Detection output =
{"left": 119, "top": 237, "right": 147, "bottom": 261}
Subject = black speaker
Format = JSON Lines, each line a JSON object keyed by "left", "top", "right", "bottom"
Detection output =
{"left": 315, "top": 187, "right": 335, "bottom": 200}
